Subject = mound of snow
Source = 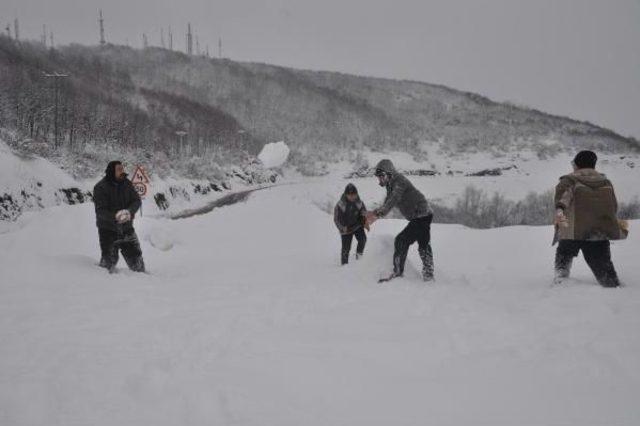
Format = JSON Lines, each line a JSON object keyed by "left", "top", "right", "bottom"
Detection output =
{"left": 0, "top": 139, "right": 76, "bottom": 193}
{"left": 258, "top": 141, "right": 290, "bottom": 168}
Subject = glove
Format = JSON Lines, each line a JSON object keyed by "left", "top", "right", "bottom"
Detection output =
{"left": 115, "top": 209, "right": 132, "bottom": 224}
{"left": 365, "top": 211, "right": 378, "bottom": 226}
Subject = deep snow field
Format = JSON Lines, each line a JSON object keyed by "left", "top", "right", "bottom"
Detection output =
{"left": 1, "top": 178, "right": 639, "bottom": 425}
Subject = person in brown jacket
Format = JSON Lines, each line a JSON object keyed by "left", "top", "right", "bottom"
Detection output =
{"left": 553, "top": 150, "right": 623, "bottom": 287}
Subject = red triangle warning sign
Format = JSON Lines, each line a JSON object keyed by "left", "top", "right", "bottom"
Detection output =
{"left": 131, "top": 165, "right": 150, "bottom": 184}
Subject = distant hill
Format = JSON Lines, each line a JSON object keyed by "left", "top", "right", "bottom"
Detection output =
{"left": 0, "top": 37, "right": 637, "bottom": 176}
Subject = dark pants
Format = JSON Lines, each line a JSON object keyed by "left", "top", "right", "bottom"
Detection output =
{"left": 555, "top": 240, "right": 619, "bottom": 287}
{"left": 98, "top": 227, "right": 145, "bottom": 272}
{"left": 341, "top": 227, "right": 367, "bottom": 265}
{"left": 394, "top": 215, "right": 433, "bottom": 279}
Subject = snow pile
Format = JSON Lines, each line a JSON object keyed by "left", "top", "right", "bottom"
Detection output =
{"left": 1, "top": 180, "right": 639, "bottom": 425}
{"left": 0, "top": 139, "right": 90, "bottom": 223}
{"left": 0, "top": 139, "right": 77, "bottom": 195}
{"left": 258, "top": 141, "right": 290, "bottom": 168}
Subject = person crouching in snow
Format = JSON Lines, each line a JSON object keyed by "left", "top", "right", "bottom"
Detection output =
{"left": 553, "top": 150, "right": 627, "bottom": 287}
{"left": 93, "top": 161, "right": 146, "bottom": 273}
{"left": 334, "top": 183, "right": 368, "bottom": 265}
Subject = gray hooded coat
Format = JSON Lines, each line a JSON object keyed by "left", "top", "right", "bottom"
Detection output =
{"left": 374, "top": 159, "right": 432, "bottom": 220}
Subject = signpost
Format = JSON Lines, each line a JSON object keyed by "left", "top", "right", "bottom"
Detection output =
{"left": 131, "top": 165, "right": 150, "bottom": 216}
{"left": 131, "top": 165, "right": 150, "bottom": 198}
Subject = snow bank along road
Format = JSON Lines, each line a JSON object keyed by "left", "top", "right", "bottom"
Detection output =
{"left": 1, "top": 182, "right": 639, "bottom": 426}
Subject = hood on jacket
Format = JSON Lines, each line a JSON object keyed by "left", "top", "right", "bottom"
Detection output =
{"left": 374, "top": 159, "right": 397, "bottom": 176}
{"left": 105, "top": 161, "right": 121, "bottom": 181}
{"left": 564, "top": 168, "right": 609, "bottom": 189}
{"left": 105, "top": 161, "right": 127, "bottom": 183}
{"left": 344, "top": 183, "right": 358, "bottom": 194}
{"left": 341, "top": 183, "right": 361, "bottom": 202}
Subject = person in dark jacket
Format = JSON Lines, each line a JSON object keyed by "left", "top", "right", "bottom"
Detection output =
{"left": 334, "top": 183, "right": 368, "bottom": 265}
{"left": 553, "top": 150, "right": 624, "bottom": 287}
{"left": 93, "top": 161, "right": 145, "bottom": 273}
{"left": 366, "top": 159, "right": 434, "bottom": 281}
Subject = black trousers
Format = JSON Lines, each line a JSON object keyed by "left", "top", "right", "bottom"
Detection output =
{"left": 341, "top": 227, "right": 367, "bottom": 264}
{"left": 394, "top": 215, "right": 433, "bottom": 278}
{"left": 98, "top": 227, "right": 145, "bottom": 272}
{"left": 555, "top": 240, "right": 619, "bottom": 287}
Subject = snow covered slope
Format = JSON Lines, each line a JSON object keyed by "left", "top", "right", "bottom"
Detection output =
{"left": 1, "top": 182, "right": 639, "bottom": 425}
{"left": 0, "top": 139, "right": 83, "bottom": 222}
{"left": 0, "top": 137, "right": 282, "bottom": 225}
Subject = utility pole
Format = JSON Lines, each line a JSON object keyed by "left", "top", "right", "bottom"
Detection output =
{"left": 5, "top": 24, "right": 10, "bottom": 38}
{"left": 41, "top": 24, "right": 47, "bottom": 46}
{"left": 160, "top": 28, "right": 165, "bottom": 48}
{"left": 195, "top": 35, "right": 200, "bottom": 56}
{"left": 218, "top": 37, "right": 222, "bottom": 58}
{"left": 186, "top": 23, "right": 193, "bottom": 55}
{"left": 99, "top": 10, "right": 106, "bottom": 45}
{"left": 168, "top": 27, "right": 173, "bottom": 50}
{"left": 43, "top": 72, "right": 69, "bottom": 149}
{"left": 175, "top": 130, "right": 187, "bottom": 156}
{"left": 50, "top": 31, "right": 54, "bottom": 49}
{"left": 142, "top": 33, "right": 148, "bottom": 48}
{"left": 13, "top": 18, "right": 19, "bottom": 40}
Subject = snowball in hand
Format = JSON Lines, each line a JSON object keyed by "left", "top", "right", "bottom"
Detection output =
{"left": 258, "top": 141, "right": 290, "bottom": 168}
{"left": 115, "top": 209, "right": 131, "bottom": 223}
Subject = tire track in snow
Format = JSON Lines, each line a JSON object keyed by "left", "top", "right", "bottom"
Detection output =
{"left": 170, "top": 185, "right": 275, "bottom": 220}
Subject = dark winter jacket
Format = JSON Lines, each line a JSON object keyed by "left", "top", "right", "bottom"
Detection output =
{"left": 93, "top": 173, "right": 141, "bottom": 232}
{"left": 334, "top": 188, "right": 367, "bottom": 235}
{"left": 555, "top": 168, "right": 623, "bottom": 241}
{"left": 374, "top": 159, "right": 432, "bottom": 220}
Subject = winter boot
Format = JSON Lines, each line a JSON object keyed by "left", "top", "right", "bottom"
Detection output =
{"left": 419, "top": 247, "right": 434, "bottom": 282}
{"left": 553, "top": 258, "right": 572, "bottom": 284}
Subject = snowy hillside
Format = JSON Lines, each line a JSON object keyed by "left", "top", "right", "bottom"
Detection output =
{"left": 1, "top": 179, "right": 639, "bottom": 425}
{"left": 2, "top": 37, "right": 638, "bottom": 180}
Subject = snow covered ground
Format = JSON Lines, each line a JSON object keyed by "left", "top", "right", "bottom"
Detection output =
{"left": 337, "top": 148, "right": 640, "bottom": 206}
{"left": 1, "top": 181, "right": 639, "bottom": 425}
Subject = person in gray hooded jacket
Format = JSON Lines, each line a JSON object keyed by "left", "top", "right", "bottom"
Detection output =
{"left": 366, "top": 159, "right": 434, "bottom": 281}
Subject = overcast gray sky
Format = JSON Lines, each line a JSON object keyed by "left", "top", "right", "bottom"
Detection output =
{"left": 2, "top": 0, "right": 639, "bottom": 138}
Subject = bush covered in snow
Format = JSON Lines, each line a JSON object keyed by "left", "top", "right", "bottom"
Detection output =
{"left": 431, "top": 186, "right": 640, "bottom": 228}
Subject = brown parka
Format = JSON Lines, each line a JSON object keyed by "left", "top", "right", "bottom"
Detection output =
{"left": 554, "top": 168, "right": 623, "bottom": 241}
